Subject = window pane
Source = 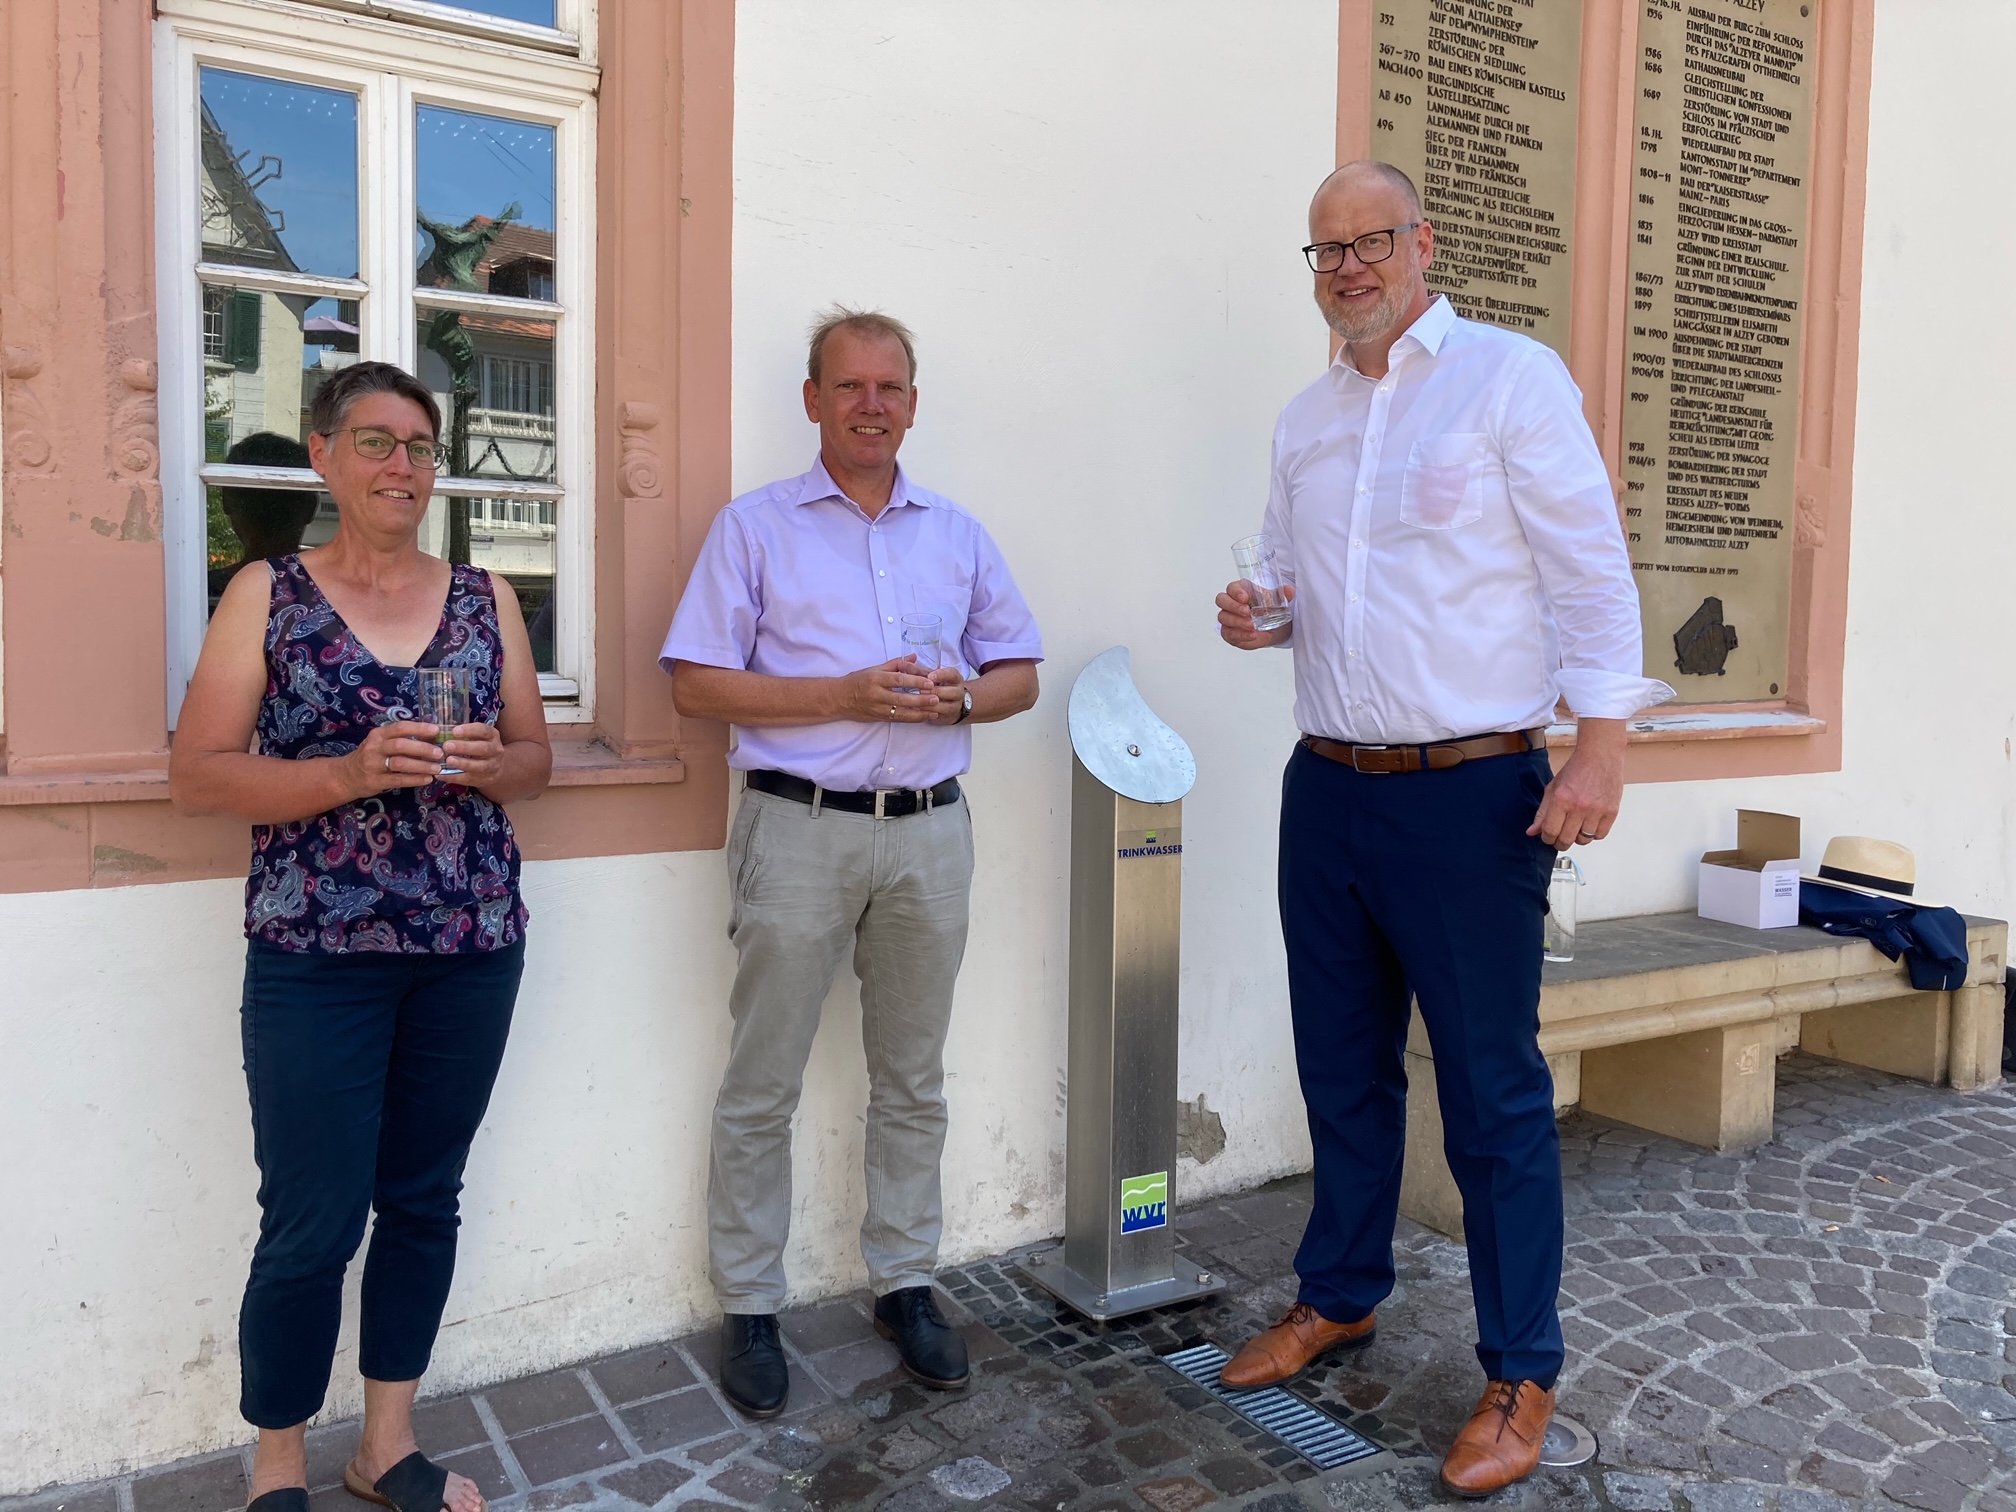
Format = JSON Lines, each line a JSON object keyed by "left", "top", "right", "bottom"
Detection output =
{"left": 199, "top": 69, "right": 359, "bottom": 279}
{"left": 415, "top": 313, "right": 557, "bottom": 482}
{"left": 413, "top": 492, "right": 558, "bottom": 672}
{"left": 205, "top": 285, "right": 360, "bottom": 452}
{"left": 415, "top": 308, "right": 559, "bottom": 669}
{"left": 202, "top": 286, "right": 354, "bottom": 610}
{"left": 415, "top": 106, "right": 557, "bottom": 299}
{"left": 449, "top": 0, "right": 558, "bottom": 25}
{"left": 209, "top": 477, "right": 333, "bottom": 612}
{"left": 487, "top": 547, "right": 558, "bottom": 674}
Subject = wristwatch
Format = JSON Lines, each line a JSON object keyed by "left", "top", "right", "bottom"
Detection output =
{"left": 955, "top": 688, "right": 974, "bottom": 724}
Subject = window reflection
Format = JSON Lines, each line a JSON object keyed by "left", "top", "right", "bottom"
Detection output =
{"left": 204, "top": 288, "right": 359, "bottom": 451}
{"left": 445, "top": 0, "right": 557, "bottom": 26}
{"left": 416, "top": 489, "right": 558, "bottom": 672}
{"left": 207, "top": 437, "right": 325, "bottom": 607}
{"left": 415, "top": 106, "right": 557, "bottom": 296}
{"left": 202, "top": 284, "right": 351, "bottom": 613}
{"left": 414, "top": 307, "right": 558, "bottom": 671}
{"left": 414, "top": 313, "right": 557, "bottom": 484}
{"left": 199, "top": 69, "right": 359, "bottom": 279}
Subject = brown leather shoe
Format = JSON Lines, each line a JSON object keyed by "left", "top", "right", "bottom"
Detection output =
{"left": 1217, "top": 1301, "right": 1376, "bottom": 1388}
{"left": 1439, "top": 1379, "right": 1555, "bottom": 1498}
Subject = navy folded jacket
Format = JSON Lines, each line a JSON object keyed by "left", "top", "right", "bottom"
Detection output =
{"left": 1798, "top": 881, "right": 1970, "bottom": 992}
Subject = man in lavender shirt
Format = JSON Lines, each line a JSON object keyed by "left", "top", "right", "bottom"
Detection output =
{"left": 661, "top": 307, "right": 1042, "bottom": 1417}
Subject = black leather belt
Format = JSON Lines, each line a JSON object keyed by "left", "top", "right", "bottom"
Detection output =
{"left": 1301, "top": 729, "right": 1544, "bottom": 774}
{"left": 746, "top": 768, "right": 962, "bottom": 818}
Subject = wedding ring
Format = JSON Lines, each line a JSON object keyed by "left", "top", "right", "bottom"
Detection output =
{"left": 888, "top": 705, "right": 896, "bottom": 720}
{"left": 1578, "top": 829, "right": 1598, "bottom": 840}
{"left": 384, "top": 755, "right": 392, "bottom": 772}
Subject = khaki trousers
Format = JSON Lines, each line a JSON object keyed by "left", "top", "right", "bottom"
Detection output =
{"left": 709, "top": 787, "right": 975, "bottom": 1313}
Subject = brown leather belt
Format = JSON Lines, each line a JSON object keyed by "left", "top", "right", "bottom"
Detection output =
{"left": 1300, "top": 729, "right": 1544, "bottom": 774}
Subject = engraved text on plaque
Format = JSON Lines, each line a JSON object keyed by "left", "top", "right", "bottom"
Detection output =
{"left": 1623, "top": 0, "right": 1816, "bottom": 698}
{"left": 1371, "top": 0, "right": 1584, "bottom": 359}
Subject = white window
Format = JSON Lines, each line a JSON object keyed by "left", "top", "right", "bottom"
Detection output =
{"left": 155, "top": 0, "right": 597, "bottom": 721}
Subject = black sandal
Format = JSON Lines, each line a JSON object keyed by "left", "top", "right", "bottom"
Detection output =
{"left": 248, "top": 1491, "right": 308, "bottom": 1512}
{"left": 342, "top": 1453, "right": 453, "bottom": 1512}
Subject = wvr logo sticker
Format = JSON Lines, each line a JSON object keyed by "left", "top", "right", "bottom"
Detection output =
{"left": 1120, "top": 1171, "right": 1169, "bottom": 1234}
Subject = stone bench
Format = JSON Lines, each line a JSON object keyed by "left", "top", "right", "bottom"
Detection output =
{"left": 1399, "top": 910, "right": 2009, "bottom": 1239}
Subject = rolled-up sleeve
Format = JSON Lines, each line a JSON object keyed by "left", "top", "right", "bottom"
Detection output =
{"left": 1500, "top": 346, "right": 1674, "bottom": 719}
{"left": 660, "top": 507, "right": 761, "bottom": 673}
{"left": 961, "top": 521, "right": 1044, "bottom": 669}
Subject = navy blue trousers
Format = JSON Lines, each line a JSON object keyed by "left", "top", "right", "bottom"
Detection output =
{"left": 238, "top": 939, "right": 523, "bottom": 1429}
{"left": 1278, "top": 741, "right": 1564, "bottom": 1387}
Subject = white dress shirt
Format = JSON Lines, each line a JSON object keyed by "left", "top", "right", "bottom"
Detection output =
{"left": 1262, "top": 296, "right": 1673, "bottom": 745}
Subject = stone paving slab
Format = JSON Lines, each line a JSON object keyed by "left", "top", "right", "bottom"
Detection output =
{"left": 8, "top": 1054, "right": 2015, "bottom": 1512}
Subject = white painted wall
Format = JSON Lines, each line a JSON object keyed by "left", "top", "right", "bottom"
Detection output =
{"left": 4, "top": 0, "right": 2013, "bottom": 1492}
{"left": 0, "top": 857, "right": 735, "bottom": 1489}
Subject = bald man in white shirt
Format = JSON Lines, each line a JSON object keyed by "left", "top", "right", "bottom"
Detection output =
{"left": 1215, "top": 162, "right": 1672, "bottom": 1499}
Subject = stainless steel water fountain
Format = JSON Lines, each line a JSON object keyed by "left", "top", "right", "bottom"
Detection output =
{"left": 1017, "top": 647, "right": 1226, "bottom": 1321}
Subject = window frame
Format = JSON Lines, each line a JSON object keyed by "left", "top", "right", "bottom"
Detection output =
{"left": 154, "top": 0, "right": 598, "bottom": 725}
{"left": 292, "top": 0, "right": 591, "bottom": 57}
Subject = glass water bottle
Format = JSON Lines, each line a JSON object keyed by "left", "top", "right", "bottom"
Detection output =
{"left": 1543, "top": 854, "right": 1585, "bottom": 963}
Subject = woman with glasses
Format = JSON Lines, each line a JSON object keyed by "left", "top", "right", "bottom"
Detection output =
{"left": 170, "top": 360, "right": 550, "bottom": 1512}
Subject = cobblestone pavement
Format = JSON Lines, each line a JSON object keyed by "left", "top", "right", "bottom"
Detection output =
{"left": 10, "top": 1055, "right": 2016, "bottom": 1512}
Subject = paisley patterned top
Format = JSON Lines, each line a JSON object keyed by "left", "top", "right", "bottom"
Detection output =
{"left": 245, "top": 555, "right": 528, "bottom": 954}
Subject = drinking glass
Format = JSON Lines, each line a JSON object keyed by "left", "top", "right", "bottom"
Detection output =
{"left": 1231, "top": 535, "right": 1293, "bottom": 631}
{"left": 900, "top": 613, "right": 943, "bottom": 670}
{"left": 414, "top": 667, "right": 472, "bottom": 778}
{"left": 1543, "top": 854, "right": 1585, "bottom": 962}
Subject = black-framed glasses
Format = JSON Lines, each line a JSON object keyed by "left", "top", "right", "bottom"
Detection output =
{"left": 1303, "top": 223, "right": 1422, "bottom": 273}
{"left": 331, "top": 426, "right": 442, "bottom": 470}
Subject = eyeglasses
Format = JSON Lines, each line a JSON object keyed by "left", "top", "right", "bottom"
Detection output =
{"left": 1303, "top": 223, "right": 1423, "bottom": 273}
{"left": 331, "top": 427, "right": 442, "bottom": 470}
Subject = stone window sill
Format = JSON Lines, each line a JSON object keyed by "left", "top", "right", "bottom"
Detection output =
{"left": 0, "top": 738, "right": 683, "bottom": 807}
{"left": 1545, "top": 708, "right": 1828, "bottom": 748}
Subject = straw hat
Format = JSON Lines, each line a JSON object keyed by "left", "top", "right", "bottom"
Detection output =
{"left": 1802, "top": 836, "right": 1937, "bottom": 908}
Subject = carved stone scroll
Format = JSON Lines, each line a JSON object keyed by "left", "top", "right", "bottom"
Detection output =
{"left": 2, "top": 345, "right": 56, "bottom": 474}
{"left": 110, "top": 359, "right": 163, "bottom": 543}
{"left": 112, "top": 360, "right": 160, "bottom": 480}
{"left": 617, "top": 400, "right": 663, "bottom": 501}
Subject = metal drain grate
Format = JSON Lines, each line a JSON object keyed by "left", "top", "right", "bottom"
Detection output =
{"left": 1159, "top": 1343, "right": 1387, "bottom": 1471}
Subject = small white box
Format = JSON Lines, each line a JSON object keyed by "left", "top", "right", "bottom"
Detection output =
{"left": 1698, "top": 810, "right": 1802, "bottom": 929}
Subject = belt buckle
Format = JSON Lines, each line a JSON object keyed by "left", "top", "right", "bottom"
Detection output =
{"left": 1350, "top": 743, "right": 1391, "bottom": 774}
{"left": 873, "top": 789, "right": 889, "bottom": 820}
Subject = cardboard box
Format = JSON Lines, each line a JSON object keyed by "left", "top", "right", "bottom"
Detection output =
{"left": 1699, "top": 810, "right": 1802, "bottom": 929}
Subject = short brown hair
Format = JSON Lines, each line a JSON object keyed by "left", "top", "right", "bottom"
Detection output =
{"left": 806, "top": 306, "right": 918, "bottom": 386}
{"left": 309, "top": 360, "right": 442, "bottom": 440}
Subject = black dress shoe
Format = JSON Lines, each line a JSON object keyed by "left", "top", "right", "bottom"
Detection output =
{"left": 873, "top": 1285, "right": 970, "bottom": 1389}
{"left": 719, "top": 1312, "right": 789, "bottom": 1417}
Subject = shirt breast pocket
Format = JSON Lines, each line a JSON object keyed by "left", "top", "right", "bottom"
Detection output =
{"left": 1400, "top": 432, "right": 1493, "bottom": 530}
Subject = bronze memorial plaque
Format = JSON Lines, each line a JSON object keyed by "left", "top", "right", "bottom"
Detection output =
{"left": 1623, "top": 0, "right": 1817, "bottom": 700}
{"left": 1371, "top": 0, "right": 1584, "bottom": 359}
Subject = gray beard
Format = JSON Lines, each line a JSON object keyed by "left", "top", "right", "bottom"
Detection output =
{"left": 1318, "top": 281, "right": 1410, "bottom": 345}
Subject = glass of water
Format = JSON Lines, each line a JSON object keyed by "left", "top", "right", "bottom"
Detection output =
{"left": 414, "top": 667, "right": 472, "bottom": 778}
{"left": 1231, "top": 535, "right": 1293, "bottom": 631}
{"left": 1543, "top": 853, "right": 1584, "bottom": 962}
{"left": 900, "top": 613, "right": 943, "bottom": 670}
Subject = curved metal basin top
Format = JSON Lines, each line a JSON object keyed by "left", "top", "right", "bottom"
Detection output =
{"left": 1067, "top": 646, "right": 1196, "bottom": 804}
